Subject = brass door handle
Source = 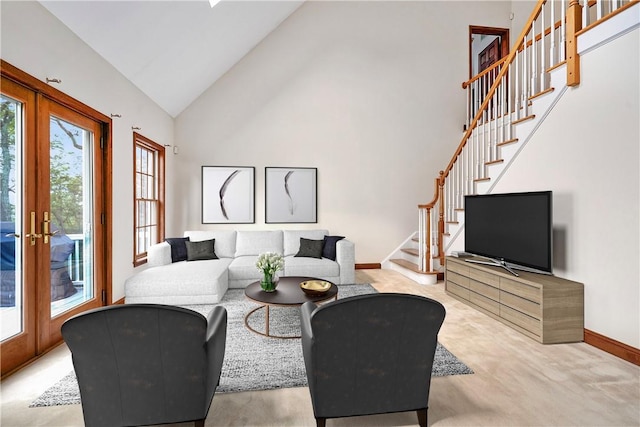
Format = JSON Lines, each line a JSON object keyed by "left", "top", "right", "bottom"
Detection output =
{"left": 27, "top": 212, "right": 42, "bottom": 245}
{"left": 42, "top": 211, "right": 58, "bottom": 243}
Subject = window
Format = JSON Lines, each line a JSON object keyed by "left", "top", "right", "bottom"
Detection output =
{"left": 133, "top": 133, "right": 164, "bottom": 266}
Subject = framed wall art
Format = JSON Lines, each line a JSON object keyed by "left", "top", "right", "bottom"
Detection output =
{"left": 202, "top": 166, "right": 255, "bottom": 224}
{"left": 265, "top": 167, "right": 317, "bottom": 223}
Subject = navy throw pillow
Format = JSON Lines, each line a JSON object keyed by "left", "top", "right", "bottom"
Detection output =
{"left": 165, "top": 237, "right": 190, "bottom": 263}
{"left": 322, "top": 235, "right": 345, "bottom": 261}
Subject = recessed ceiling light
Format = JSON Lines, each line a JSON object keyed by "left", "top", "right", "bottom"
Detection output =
{"left": 209, "top": 0, "right": 221, "bottom": 7}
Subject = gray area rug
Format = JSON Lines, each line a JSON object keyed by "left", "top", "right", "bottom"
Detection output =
{"left": 30, "top": 284, "right": 472, "bottom": 407}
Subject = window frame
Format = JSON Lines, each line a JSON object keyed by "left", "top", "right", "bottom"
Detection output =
{"left": 133, "top": 132, "right": 165, "bottom": 266}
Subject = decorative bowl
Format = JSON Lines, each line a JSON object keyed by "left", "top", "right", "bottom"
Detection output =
{"left": 300, "top": 280, "right": 332, "bottom": 296}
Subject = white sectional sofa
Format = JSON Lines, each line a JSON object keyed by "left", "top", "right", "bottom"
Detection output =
{"left": 124, "top": 229, "right": 355, "bottom": 305}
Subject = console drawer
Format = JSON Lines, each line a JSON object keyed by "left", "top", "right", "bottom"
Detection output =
{"left": 447, "top": 260, "right": 469, "bottom": 275}
{"left": 500, "top": 290, "right": 541, "bottom": 319}
{"left": 447, "top": 281, "right": 470, "bottom": 301}
{"left": 501, "top": 305, "right": 541, "bottom": 336}
{"left": 500, "top": 277, "right": 541, "bottom": 303}
{"left": 469, "top": 290, "right": 500, "bottom": 315}
{"left": 447, "top": 271, "right": 469, "bottom": 289}
{"left": 469, "top": 278, "right": 499, "bottom": 301}
{"left": 469, "top": 268, "right": 499, "bottom": 288}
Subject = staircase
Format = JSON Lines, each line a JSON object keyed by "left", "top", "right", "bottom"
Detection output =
{"left": 384, "top": 0, "right": 639, "bottom": 284}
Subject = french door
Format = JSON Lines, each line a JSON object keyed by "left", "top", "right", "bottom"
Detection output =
{"left": 1, "top": 71, "right": 109, "bottom": 376}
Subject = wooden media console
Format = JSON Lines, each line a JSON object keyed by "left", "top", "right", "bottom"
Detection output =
{"left": 445, "top": 256, "right": 584, "bottom": 344}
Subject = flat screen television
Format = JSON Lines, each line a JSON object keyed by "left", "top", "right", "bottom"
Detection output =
{"left": 464, "top": 191, "right": 553, "bottom": 276}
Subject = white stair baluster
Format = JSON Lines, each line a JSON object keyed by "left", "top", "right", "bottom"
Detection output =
{"left": 561, "top": 0, "right": 567, "bottom": 62}
{"left": 540, "top": 5, "right": 547, "bottom": 90}
{"left": 532, "top": 18, "right": 538, "bottom": 95}
{"left": 597, "top": 0, "right": 604, "bottom": 21}
{"left": 550, "top": 0, "right": 557, "bottom": 66}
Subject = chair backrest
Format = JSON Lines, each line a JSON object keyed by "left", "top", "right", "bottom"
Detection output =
{"left": 305, "top": 293, "right": 446, "bottom": 418}
{"left": 62, "top": 304, "right": 210, "bottom": 427}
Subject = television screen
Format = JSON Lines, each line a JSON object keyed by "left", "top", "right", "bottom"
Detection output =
{"left": 464, "top": 191, "right": 553, "bottom": 274}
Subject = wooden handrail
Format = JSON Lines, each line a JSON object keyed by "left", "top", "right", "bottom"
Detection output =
{"left": 442, "top": 0, "right": 546, "bottom": 180}
{"left": 418, "top": 174, "right": 443, "bottom": 210}
{"left": 578, "top": 0, "right": 639, "bottom": 36}
{"left": 462, "top": 56, "right": 508, "bottom": 89}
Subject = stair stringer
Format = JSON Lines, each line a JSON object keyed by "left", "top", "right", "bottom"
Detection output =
{"left": 381, "top": 232, "right": 419, "bottom": 266}
{"left": 443, "top": 64, "right": 569, "bottom": 254}
{"left": 381, "top": 232, "right": 439, "bottom": 285}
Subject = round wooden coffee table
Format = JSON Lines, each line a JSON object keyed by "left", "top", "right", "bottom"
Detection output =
{"left": 244, "top": 276, "right": 338, "bottom": 339}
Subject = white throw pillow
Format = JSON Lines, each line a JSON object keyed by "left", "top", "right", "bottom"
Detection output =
{"left": 235, "top": 230, "right": 283, "bottom": 257}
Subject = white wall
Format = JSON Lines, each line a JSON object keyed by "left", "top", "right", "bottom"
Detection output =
{"left": 174, "top": 1, "right": 513, "bottom": 263}
{"left": 510, "top": 0, "right": 537, "bottom": 46}
{"left": 0, "top": 1, "right": 175, "bottom": 301}
{"left": 491, "top": 28, "right": 640, "bottom": 347}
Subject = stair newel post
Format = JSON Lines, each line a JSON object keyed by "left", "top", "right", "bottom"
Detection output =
{"left": 566, "top": 0, "right": 582, "bottom": 86}
{"left": 437, "top": 171, "right": 446, "bottom": 266}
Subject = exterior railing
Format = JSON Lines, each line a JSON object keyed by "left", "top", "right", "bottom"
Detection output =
{"left": 66, "top": 234, "right": 84, "bottom": 283}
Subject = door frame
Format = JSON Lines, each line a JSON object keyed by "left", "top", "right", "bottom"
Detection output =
{"left": 469, "top": 26, "right": 510, "bottom": 79}
{"left": 38, "top": 96, "right": 107, "bottom": 350}
{"left": 0, "top": 60, "right": 113, "bottom": 378}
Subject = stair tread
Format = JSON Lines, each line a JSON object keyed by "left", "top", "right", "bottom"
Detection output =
{"left": 512, "top": 114, "right": 535, "bottom": 125}
{"left": 497, "top": 138, "right": 519, "bottom": 146}
{"left": 390, "top": 259, "right": 439, "bottom": 275}
{"left": 401, "top": 248, "right": 419, "bottom": 256}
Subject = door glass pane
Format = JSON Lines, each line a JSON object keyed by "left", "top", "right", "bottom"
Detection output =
{"left": 49, "top": 116, "right": 94, "bottom": 317}
{"left": 1, "top": 95, "right": 24, "bottom": 341}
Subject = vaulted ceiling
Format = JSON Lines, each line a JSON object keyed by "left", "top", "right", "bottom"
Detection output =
{"left": 39, "top": 1, "right": 304, "bottom": 117}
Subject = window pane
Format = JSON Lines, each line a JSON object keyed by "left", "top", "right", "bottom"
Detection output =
{"left": 49, "top": 115, "right": 95, "bottom": 318}
{"left": 135, "top": 147, "right": 142, "bottom": 172}
{"left": 147, "top": 174, "right": 155, "bottom": 199}
{"left": 1, "top": 95, "right": 23, "bottom": 341}
{"left": 140, "top": 174, "right": 147, "bottom": 199}
{"left": 135, "top": 172, "right": 141, "bottom": 198}
{"left": 149, "top": 225, "right": 157, "bottom": 247}
{"left": 140, "top": 202, "right": 147, "bottom": 227}
{"left": 140, "top": 149, "right": 147, "bottom": 174}
{"left": 147, "top": 151, "right": 154, "bottom": 179}
{"left": 137, "top": 229, "right": 145, "bottom": 254}
{"left": 149, "top": 201, "right": 157, "bottom": 227}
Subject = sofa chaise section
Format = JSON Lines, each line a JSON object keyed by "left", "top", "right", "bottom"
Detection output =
{"left": 124, "top": 257, "right": 231, "bottom": 305}
{"left": 125, "top": 230, "right": 238, "bottom": 305}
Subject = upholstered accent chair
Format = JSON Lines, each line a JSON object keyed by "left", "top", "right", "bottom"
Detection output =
{"left": 300, "top": 293, "right": 446, "bottom": 427}
{"left": 61, "top": 304, "right": 227, "bottom": 427}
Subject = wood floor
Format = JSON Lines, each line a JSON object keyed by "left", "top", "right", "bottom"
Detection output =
{"left": 2, "top": 269, "right": 639, "bottom": 427}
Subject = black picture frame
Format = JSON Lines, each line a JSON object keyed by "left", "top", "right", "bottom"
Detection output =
{"left": 202, "top": 166, "right": 255, "bottom": 224}
{"left": 265, "top": 167, "right": 317, "bottom": 223}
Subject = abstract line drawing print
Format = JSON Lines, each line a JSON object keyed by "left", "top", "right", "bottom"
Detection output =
{"left": 265, "top": 167, "right": 316, "bottom": 223}
{"left": 284, "top": 170, "right": 295, "bottom": 215}
{"left": 202, "top": 166, "right": 254, "bottom": 224}
{"left": 219, "top": 170, "right": 240, "bottom": 220}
